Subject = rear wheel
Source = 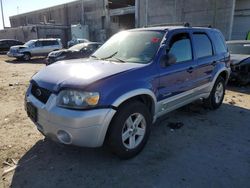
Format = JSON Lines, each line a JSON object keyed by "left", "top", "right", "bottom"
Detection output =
{"left": 204, "top": 76, "right": 225, "bottom": 109}
{"left": 107, "top": 101, "right": 152, "bottom": 159}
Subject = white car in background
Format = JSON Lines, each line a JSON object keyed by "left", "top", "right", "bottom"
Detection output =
{"left": 67, "top": 38, "right": 89, "bottom": 48}
{"left": 7, "top": 38, "right": 63, "bottom": 61}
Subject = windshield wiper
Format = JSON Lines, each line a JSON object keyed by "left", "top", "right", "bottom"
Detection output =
{"left": 101, "top": 51, "right": 118, "bottom": 60}
{"left": 90, "top": 55, "right": 101, "bottom": 60}
{"left": 112, "top": 57, "right": 126, "bottom": 63}
{"left": 91, "top": 52, "right": 125, "bottom": 63}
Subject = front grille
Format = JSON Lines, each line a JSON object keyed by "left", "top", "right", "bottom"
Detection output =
{"left": 10, "top": 49, "right": 17, "bottom": 53}
{"left": 31, "top": 84, "right": 52, "bottom": 104}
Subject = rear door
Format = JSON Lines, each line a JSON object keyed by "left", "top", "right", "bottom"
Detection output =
{"left": 190, "top": 31, "right": 216, "bottom": 88}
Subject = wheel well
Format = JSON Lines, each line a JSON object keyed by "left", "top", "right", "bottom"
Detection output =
{"left": 104, "top": 94, "right": 155, "bottom": 145}
{"left": 118, "top": 95, "right": 155, "bottom": 115}
{"left": 218, "top": 71, "right": 228, "bottom": 81}
{"left": 23, "top": 52, "right": 31, "bottom": 56}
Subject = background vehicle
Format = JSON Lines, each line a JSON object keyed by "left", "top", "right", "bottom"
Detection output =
{"left": 7, "top": 38, "right": 62, "bottom": 61}
{"left": 67, "top": 38, "right": 89, "bottom": 48}
{"left": 0, "top": 39, "right": 23, "bottom": 53}
{"left": 227, "top": 40, "right": 250, "bottom": 85}
{"left": 47, "top": 42, "right": 102, "bottom": 65}
{"left": 25, "top": 26, "right": 230, "bottom": 159}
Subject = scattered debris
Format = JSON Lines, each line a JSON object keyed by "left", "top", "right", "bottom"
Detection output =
{"left": 2, "top": 158, "right": 19, "bottom": 176}
{"left": 2, "top": 165, "right": 18, "bottom": 176}
{"left": 168, "top": 122, "right": 184, "bottom": 129}
{"left": 8, "top": 82, "right": 23, "bottom": 87}
{"left": 3, "top": 161, "right": 13, "bottom": 167}
{"left": 229, "top": 99, "right": 236, "bottom": 105}
{"left": 2, "top": 155, "right": 37, "bottom": 176}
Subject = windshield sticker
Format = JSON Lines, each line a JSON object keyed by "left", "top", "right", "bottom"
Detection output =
{"left": 151, "top": 37, "right": 160, "bottom": 43}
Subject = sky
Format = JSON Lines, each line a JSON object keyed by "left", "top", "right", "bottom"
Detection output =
{"left": 0, "top": 0, "right": 77, "bottom": 29}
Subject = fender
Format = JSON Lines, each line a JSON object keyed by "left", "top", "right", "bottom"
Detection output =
{"left": 209, "top": 67, "right": 231, "bottom": 91}
{"left": 112, "top": 88, "right": 157, "bottom": 116}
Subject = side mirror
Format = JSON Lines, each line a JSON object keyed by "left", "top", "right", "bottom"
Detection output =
{"left": 160, "top": 53, "right": 176, "bottom": 67}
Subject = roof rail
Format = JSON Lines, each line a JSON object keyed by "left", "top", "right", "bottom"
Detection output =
{"left": 144, "top": 22, "right": 190, "bottom": 28}
{"left": 192, "top": 24, "right": 213, "bottom": 28}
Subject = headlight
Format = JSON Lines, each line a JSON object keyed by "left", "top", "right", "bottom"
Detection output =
{"left": 56, "top": 90, "right": 100, "bottom": 109}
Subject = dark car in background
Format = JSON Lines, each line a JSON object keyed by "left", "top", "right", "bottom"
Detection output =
{"left": 0, "top": 39, "right": 23, "bottom": 53}
{"left": 227, "top": 40, "right": 250, "bottom": 85}
{"left": 46, "top": 42, "right": 102, "bottom": 65}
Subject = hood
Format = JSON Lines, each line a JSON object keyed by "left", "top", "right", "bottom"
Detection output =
{"left": 48, "top": 49, "right": 71, "bottom": 57}
{"left": 32, "top": 58, "right": 144, "bottom": 92}
{"left": 10, "top": 45, "right": 27, "bottom": 50}
{"left": 230, "top": 54, "right": 250, "bottom": 65}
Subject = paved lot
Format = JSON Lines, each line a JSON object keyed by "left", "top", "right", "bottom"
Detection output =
{"left": 0, "top": 55, "right": 250, "bottom": 188}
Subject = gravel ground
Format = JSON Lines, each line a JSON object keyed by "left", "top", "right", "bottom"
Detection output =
{"left": 0, "top": 55, "right": 250, "bottom": 188}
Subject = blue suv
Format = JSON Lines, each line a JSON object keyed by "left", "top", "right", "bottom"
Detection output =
{"left": 25, "top": 26, "right": 230, "bottom": 159}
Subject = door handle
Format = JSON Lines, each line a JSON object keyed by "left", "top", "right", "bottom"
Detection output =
{"left": 186, "top": 67, "right": 194, "bottom": 73}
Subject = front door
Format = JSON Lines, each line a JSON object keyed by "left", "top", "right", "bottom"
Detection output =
{"left": 157, "top": 32, "right": 197, "bottom": 115}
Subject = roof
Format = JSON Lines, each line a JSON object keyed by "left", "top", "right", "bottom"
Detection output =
{"left": 29, "top": 38, "right": 61, "bottom": 41}
{"left": 0, "top": 39, "right": 20, "bottom": 41}
{"left": 129, "top": 26, "right": 218, "bottom": 32}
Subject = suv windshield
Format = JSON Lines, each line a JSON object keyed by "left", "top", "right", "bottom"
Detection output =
{"left": 24, "top": 40, "right": 35, "bottom": 47}
{"left": 92, "top": 31, "right": 164, "bottom": 64}
{"left": 227, "top": 43, "right": 250, "bottom": 55}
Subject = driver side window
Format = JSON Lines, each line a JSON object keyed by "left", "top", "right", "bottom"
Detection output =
{"left": 168, "top": 33, "right": 192, "bottom": 63}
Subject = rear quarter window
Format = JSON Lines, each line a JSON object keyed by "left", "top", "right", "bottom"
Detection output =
{"left": 192, "top": 33, "right": 213, "bottom": 59}
{"left": 213, "top": 32, "right": 227, "bottom": 54}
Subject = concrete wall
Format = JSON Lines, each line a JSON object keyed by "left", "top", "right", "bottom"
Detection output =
{"left": 0, "top": 26, "right": 38, "bottom": 42}
{"left": 9, "top": 0, "right": 106, "bottom": 42}
{"left": 232, "top": 0, "right": 250, "bottom": 39}
{"left": 0, "top": 25, "right": 69, "bottom": 47}
{"left": 138, "top": 0, "right": 235, "bottom": 40}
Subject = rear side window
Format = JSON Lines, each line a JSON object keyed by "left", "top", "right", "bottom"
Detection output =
{"left": 168, "top": 33, "right": 192, "bottom": 63}
{"left": 193, "top": 33, "right": 213, "bottom": 58}
{"left": 41, "top": 40, "right": 59, "bottom": 46}
{"left": 214, "top": 32, "right": 227, "bottom": 54}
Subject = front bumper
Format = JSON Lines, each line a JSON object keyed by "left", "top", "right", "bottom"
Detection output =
{"left": 25, "top": 86, "right": 116, "bottom": 147}
{"left": 7, "top": 51, "right": 24, "bottom": 58}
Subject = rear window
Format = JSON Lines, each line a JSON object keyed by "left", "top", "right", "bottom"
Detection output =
{"left": 193, "top": 33, "right": 213, "bottom": 58}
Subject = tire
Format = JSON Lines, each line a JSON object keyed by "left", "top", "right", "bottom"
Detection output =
{"left": 204, "top": 76, "right": 225, "bottom": 110}
{"left": 22, "top": 53, "right": 31, "bottom": 61}
{"left": 107, "top": 101, "right": 152, "bottom": 159}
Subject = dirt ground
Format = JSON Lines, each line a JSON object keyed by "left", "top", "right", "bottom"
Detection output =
{"left": 0, "top": 55, "right": 250, "bottom": 188}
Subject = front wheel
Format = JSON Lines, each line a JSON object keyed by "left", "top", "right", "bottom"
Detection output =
{"left": 107, "top": 101, "right": 152, "bottom": 159}
{"left": 204, "top": 76, "right": 225, "bottom": 109}
{"left": 22, "top": 53, "right": 31, "bottom": 61}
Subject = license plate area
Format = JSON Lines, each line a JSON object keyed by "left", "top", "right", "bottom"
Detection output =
{"left": 26, "top": 102, "right": 37, "bottom": 122}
